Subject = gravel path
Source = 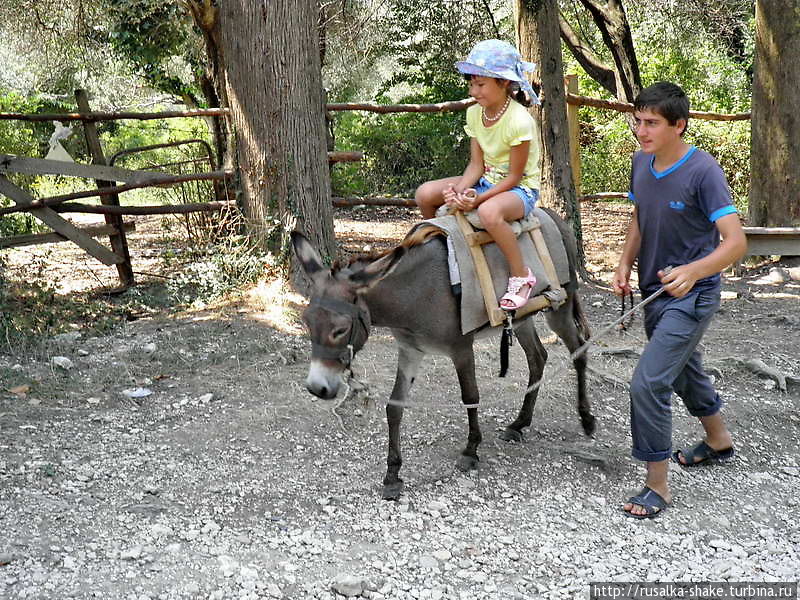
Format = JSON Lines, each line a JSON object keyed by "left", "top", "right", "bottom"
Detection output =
{"left": 1, "top": 280, "right": 799, "bottom": 599}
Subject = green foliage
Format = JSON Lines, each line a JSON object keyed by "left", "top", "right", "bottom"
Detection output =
{"left": 577, "top": 111, "right": 638, "bottom": 200}
{"left": 0, "top": 90, "right": 80, "bottom": 236}
{"left": 166, "top": 237, "right": 272, "bottom": 306}
{"left": 326, "top": 0, "right": 511, "bottom": 196}
{"left": 107, "top": 0, "right": 205, "bottom": 103}
{"left": 332, "top": 95, "right": 469, "bottom": 196}
{"left": 563, "top": 2, "right": 753, "bottom": 208}
{"left": 686, "top": 120, "right": 751, "bottom": 212}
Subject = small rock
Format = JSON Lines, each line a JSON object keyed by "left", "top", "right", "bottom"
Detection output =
{"left": 52, "top": 332, "right": 81, "bottom": 345}
{"left": 202, "top": 521, "right": 221, "bottom": 535}
{"left": 122, "top": 387, "right": 153, "bottom": 399}
{"left": 51, "top": 356, "right": 74, "bottom": 370}
{"left": 709, "top": 539, "right": 731, "bottom": 551}
{"left": 120, "top": 546, "right": 142, "bottom": 560}
{"left": 151, "top": 524, "right": 173, "bottom": 538}
{"left": 198, "top": 393, "right": 214, "bottom": 403}
{"left": 142, "top": 343, "right": 157, "bottom": 354}
{"left": 332, "top": 574, "right": 364, "bottom": 597}
{"left": 418, "top": 555, "right": 438, "bottom": 569}
{"left": 432, "top": 550, "right": 452, "bottom": 561}
{"left": 185, "top": 582, "right": 201, "bottom": 595}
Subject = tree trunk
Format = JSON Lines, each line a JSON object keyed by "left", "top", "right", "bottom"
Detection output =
{"left": 215, "top": 0, "right": 336, "bottom": 262}
{"left": 749, "top": 0, "right": 800, "bottom": 227}
{"left": 558, "top": 0, "right": 641, "bottom": 130}
{"left": 515, "top": 0, "right": 586, "bottom": 270}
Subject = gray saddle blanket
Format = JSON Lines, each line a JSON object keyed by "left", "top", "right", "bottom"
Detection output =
{"left": 425, "top": 207, "right": 571, "bottom": 334}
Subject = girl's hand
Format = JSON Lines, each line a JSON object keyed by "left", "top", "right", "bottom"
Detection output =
{"left": 443, "top": 184, "right": 459, "bottom": 206}
{"left": 454, "top": 188, "right": 478, "bottom": 211}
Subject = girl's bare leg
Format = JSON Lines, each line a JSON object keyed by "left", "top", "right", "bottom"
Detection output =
{"left": 415, "top": 176, "right": 462, "bottom": 219}
{"left": 476, "top": 192, "right": 528, "bottom": 277}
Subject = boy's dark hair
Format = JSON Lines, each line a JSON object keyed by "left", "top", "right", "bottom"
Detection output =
{"left": 634, "top": 82, "right": 690, "bottom": 135}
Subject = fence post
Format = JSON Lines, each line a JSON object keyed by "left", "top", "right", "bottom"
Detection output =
{"left": 74, "top": 89, "right": 135, "bottom": 289}
{"left": 565, "top": 74, "right": 581, "bottom": 198}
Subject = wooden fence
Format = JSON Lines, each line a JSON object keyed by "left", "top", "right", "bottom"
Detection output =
{"left": 324, "top": 77, "right": 798, "bottom": 258}
{"left": 2, "top": 81, "right": 796, "bottom": 286}
{"left": 0, "top": 90, "right": 239, "bottom": 290}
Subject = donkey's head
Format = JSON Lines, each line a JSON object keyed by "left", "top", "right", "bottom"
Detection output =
{"left": 291, "top": 232, "right": 405, "bottom": 399}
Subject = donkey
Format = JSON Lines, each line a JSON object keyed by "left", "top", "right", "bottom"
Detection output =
{"left": 291, "top": 212, "right": 594, "bottom": 500}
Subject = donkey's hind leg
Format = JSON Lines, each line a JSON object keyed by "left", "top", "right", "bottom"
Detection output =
{"left": 545, "top": 297, "right": 596, "bottom": 436}
{"left": 500, "top": 318, "right": 548, "bottom": 442}
{"left": 383, "top": 342, "right": 424, "bottom": 500}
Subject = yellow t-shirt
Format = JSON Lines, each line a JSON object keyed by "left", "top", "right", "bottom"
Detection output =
{"left": 464, "top": 99, "right": 541, "bottom": 190}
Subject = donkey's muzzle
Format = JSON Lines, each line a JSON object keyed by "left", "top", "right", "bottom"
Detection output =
{"left": 305, "top": 360, "right": 341, "bottom": 399}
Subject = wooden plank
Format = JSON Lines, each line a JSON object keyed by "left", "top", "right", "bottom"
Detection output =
{"left": 743, "top": 226, "right": 800, "bottom": 235}
{"left": 332, "top": 196, "right": 416, "bottom": 208}
{"left": 0, "top": 170, "right": 231, "bottom": 215}
{"left": 328, "top": 151, "right": 363, "bottom": 163}
{"left": 0, "top": 108, "right": 230, "bottom": 122}
{"left": 53, "top": 201, "right": 235, "bottom": 215}
{"left": 76, "top": 89, "right": 134, "bottom": 287}
{"left": 529, "top": 227, "right": 562, "bottom": 290}
{"left": 0, "top": 222, "right": 135, "bottom": 249}
{"left": 565, "top": 74, "right": 581, "bottom": 197}
{"left": 513, "top": 294, "right": 550, "bottom": 319}
{"left": 454, "top": 212, "right": 506, "bottom": 327}
{"left": 743, "top": 227, "right": 800, "bottom": 256}
{"left": 0, "top": 175, "right": 123, "bottom": 265}
{"left": 0, "top": 154, "right": 171, "bottom": 184}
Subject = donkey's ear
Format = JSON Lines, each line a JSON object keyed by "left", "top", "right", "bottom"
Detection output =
{"left": 291, "top": 231, "right": 327, "bottom": 279}
{"left": 349, "top": 246, "right": 406, "bottom": 290}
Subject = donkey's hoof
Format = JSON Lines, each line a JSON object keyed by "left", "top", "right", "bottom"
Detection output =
{"left": 382, "top": 481, "right": 404, "bottom": 500}
{"left": 456, "top": 454, "right": 479, "bottom": 472}
{"left": 499, "top": 427, "right": 524, "bottom": 442}
{"left": 581, "top": 414, "right": 597, "bottom": 437}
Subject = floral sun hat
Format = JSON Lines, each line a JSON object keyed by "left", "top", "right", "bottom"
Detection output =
{"left": 455, "top": 39, "right": 539, "bottom": 103}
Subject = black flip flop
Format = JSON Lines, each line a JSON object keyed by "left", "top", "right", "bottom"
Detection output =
{"left": 623, "top": 486, "right": 669, "bottom": 520}
{"left": 672, "top": 441, "right": 735, "bottom": 467}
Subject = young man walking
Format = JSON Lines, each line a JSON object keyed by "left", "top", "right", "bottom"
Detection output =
{"left": 613, "top": 82, "right": 747, "bottom": 519}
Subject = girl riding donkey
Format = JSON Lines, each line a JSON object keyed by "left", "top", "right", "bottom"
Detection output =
{"left": 415, "top": 39, "right": 541, "bottom": 310}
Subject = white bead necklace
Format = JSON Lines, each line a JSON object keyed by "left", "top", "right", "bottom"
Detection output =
{"left": 482, "top": 96, "right": 510, "bottom": 122}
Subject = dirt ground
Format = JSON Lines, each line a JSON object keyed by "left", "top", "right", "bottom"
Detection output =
{"left": 1, "top": 204, "right": 799, "bottom": 599}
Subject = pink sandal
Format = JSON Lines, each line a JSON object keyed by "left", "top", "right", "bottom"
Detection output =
{"left": 500, "top": 268, "right": 537, "bottom": 310}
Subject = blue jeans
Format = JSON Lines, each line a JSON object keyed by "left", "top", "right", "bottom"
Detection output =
{"left": 473, "top": 177, "right": 539, "bottom": 216}
{"left": 630, "top": 286, "right": 722, "bottom": 462}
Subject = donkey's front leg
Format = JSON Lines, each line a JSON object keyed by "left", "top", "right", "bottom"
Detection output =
{"left": 383, "top": 343, "right": 424, "bottom": 500}
{"left": 452, "top": 345, "right": 482, "bottom": 471}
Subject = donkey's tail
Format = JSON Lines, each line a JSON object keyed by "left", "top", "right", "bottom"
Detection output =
{"left": 572, "top": 292, "right": 591, "bottom": 341}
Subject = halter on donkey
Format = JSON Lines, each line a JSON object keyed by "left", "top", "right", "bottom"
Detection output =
{"left": 292, "top": 210, "right": 594, "bottom": 500}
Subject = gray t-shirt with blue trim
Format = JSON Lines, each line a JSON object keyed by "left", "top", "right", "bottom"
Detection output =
{"left": 628, "top": 146, "right": 737, "bottom": 295}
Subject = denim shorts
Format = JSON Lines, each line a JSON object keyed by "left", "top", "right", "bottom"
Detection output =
{"left": 474, "top": 176, "right": 539, "bottom": 217}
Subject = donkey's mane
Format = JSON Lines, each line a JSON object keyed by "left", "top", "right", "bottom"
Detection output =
{"left": 331, "top": 223, "right": 446, "bottom": 271}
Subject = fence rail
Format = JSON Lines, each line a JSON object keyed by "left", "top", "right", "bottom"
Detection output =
{"left": 0, "top": 91, "right": 234, "bottom": 289}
